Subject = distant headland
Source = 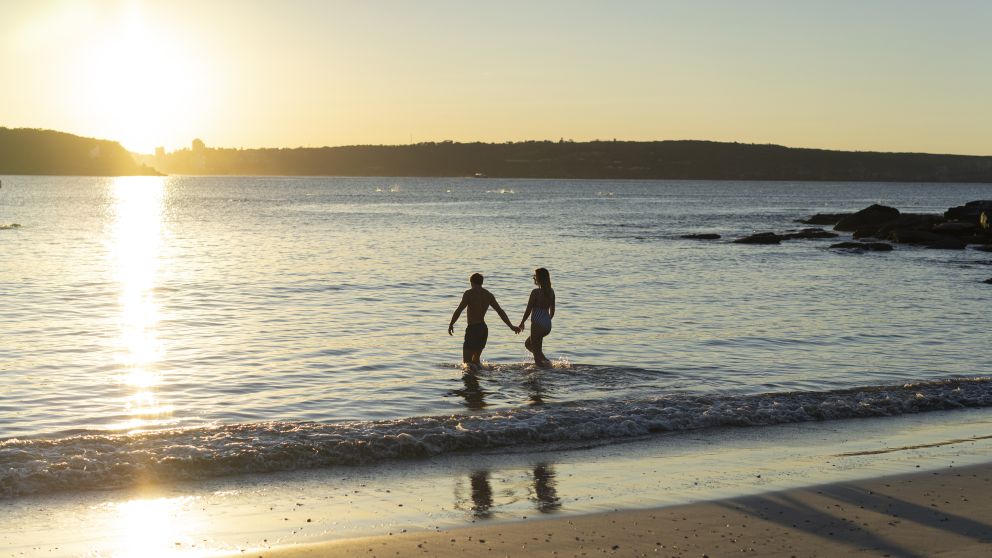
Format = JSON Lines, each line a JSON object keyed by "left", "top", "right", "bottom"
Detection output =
{"left": 3, "top": 127, "right": 992, "bottom": 182}
{"left": 0, "top": 128, "right": 160, "bottom": 176}
{"left": 139, "top": 139, "right": 992, "bottom": 182}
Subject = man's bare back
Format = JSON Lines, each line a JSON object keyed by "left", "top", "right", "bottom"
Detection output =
{"left": 463, "top": 287, "right": 497, "bottom": 325}
{"left": 449, "top": 274, "right": 520, "bottom": 368}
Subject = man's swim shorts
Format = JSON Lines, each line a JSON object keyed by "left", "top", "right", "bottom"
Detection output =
{"left": 463, "top": 323, "right": 488, "bottom": 351}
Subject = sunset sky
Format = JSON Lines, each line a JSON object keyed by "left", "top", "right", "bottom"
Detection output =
{"left": 2, "top": 0, "right": 990, "bottom": 155}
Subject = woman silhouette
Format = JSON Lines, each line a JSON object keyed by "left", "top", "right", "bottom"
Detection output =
{"left": 518, "top": 268, "right": 555, "bottom": 367}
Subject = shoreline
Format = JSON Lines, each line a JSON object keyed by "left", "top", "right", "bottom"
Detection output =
{"left": 4, "top": 408, "right": 992, "bottom": 556}
{"left": 252, "top": 461, "right": 992, "bottom": 557}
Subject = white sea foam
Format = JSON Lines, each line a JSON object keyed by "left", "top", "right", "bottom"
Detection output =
{"left": 2, "top": 378, "right": 990, "bottom": 499}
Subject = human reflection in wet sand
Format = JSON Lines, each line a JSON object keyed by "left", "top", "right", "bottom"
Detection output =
{"left": 460, "top": 464, "right": 561, "bottom": 520}
{"left": 531, "top": 463, "right": 561, "bottom": 512}
{"left": 453, "top": 373, "right": 487, "bottom": 410}
{"left": 469, "top": 470, "right": 494, "bottom": 519}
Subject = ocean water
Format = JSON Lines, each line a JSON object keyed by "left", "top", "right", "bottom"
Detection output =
{"left": 1, "top": 176, "right": 991, "bottom": 499}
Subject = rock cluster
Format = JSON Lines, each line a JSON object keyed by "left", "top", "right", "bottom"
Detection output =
{"left": 795, "top": 200, "right": 992, "bottom": 250}
{"left": 688, "top": 201, "right": 990, "bottom": 277}
{"left": 733, "top": 228, "right": 840, "bottom": 245}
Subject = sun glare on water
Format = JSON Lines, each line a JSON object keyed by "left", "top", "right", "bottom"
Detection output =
{"left": 109, "top": 177, "right": 174, "bottom": 431}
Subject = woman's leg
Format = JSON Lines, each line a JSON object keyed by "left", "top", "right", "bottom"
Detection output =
{"left": 530, "top": 325, "right": 550, "bottom": 365}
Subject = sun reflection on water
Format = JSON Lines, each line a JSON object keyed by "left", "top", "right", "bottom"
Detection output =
{"left": 109, "top": 176, "right": 173, "bottom": 431}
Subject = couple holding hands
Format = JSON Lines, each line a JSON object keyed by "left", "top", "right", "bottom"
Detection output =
{"left": 448, "top": 268, "right": 555, "bottom": 370}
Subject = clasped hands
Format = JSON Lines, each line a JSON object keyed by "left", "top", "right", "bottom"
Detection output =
{"left": 447, "top": 323, "right": 523, "bottom": 335}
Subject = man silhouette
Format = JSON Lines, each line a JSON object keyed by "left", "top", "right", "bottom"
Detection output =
{"left": 448, "top": 273, "right": 519, "bottom": 370}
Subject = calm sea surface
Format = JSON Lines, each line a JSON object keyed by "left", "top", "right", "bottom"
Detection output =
{"left": 1, "top": 176, "right": 990, "bottom": 497}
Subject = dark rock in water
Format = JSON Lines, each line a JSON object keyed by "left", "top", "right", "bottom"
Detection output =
{"left": 734, "top": 232, "right": 782, "bottom": 244}
{"left": 796, "top": 213, "right": 850, "bottom": 225}
{"left": 886, "top": 228, "right": 965, "bottom": 249}
{"left": 852, "top": 229, "right": 879, "bottom": 240}
{"left": 681, "top": 233, "right": 721, "bottom": 240}
{"left": 975, "top": 245, "right": 992, "bottom": 253}
{"left": 945, "top": 200, "right": 992, "bottom": 222}
{"left": 871, "top": 214, "right": 944, "bottom": 237}
{"left": 925, "top": 237, "right": 967, "bottom": 250}
{"left": 888, "top": 229, "right": 945, "bottom": 245}
{"left": 889, "top": 214, "right": 944, "bottom": 228}
{"left": 984, "top": 277, "right": 992, "bottom": 284}
{"left": 782, "top": 228, "right": 839, "bottom": 240}
{"left": 834, "top": 204, "right": 900, "bottom": 232}
{"left": 830, "top": 241, "right": 893, "bottom": 252}
{"left": 933, "top": 221, "right": 977, "bottom": 235}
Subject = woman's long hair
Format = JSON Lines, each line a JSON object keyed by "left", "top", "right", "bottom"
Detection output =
{"left": 534, "top": 268, "right": 552, "bottom": 299}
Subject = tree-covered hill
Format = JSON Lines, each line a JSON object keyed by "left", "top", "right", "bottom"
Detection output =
{"left": 0, "top": 127, "right": 160, "bottom": 176}
{"left": 142, "top": 140, "right": 992, "bottom": 182}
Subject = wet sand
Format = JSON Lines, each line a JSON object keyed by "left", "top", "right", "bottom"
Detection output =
{"left": 250, "top": 463, "right": 992, "bottom": 557}
{"left": 6, "top": 411, "right": 992, "bottom": 556}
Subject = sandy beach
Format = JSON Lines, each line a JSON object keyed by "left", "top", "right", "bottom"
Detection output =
{"left": 5, "top": 408, "right": 992, "bottom": 557}
{"left": 248, "top": 463, "right": 992, "bottom": 558}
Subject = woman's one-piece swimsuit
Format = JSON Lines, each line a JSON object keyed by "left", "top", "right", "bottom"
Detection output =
{"left": 532, "top": 306, "right": 552, "bottom": 331}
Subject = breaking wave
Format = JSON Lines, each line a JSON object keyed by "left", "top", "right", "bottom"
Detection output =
{"left": 2, "top": 377, "right": 990, "bottom": 499}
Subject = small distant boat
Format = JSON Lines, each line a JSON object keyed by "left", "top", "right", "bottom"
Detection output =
{"left": 473, "top": 172, "right": 487, "bottom": 178}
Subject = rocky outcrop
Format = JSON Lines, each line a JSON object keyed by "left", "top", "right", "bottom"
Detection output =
{"left": 782, "top": 228, "right": 840, "bottom": 240}
{"left": 734, "top": 232, "right": 783, "bottom": 244}
{"left": 731, "top": 228, "right": 838, "bottom": 244}
{"left": 798, "top": 201, "right": 992, "bottom": 249}
{"left": 924, "top": 237, "right": 968, "bottom": 250}
{"left": 933, "top": 221, "right": 976, "bottom": 234}
{"left": 851, "top": 214, "right": 941, "bottom": 239}
{"left": 834, "top": 204, "right": 901, "bottom": 232}
{"left": 945, "top": 200, "right": 992, "bottom": 222}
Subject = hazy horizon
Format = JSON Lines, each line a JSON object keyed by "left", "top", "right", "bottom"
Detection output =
{"left": 2, "top": 0, "right": 990, "bottom": 156}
